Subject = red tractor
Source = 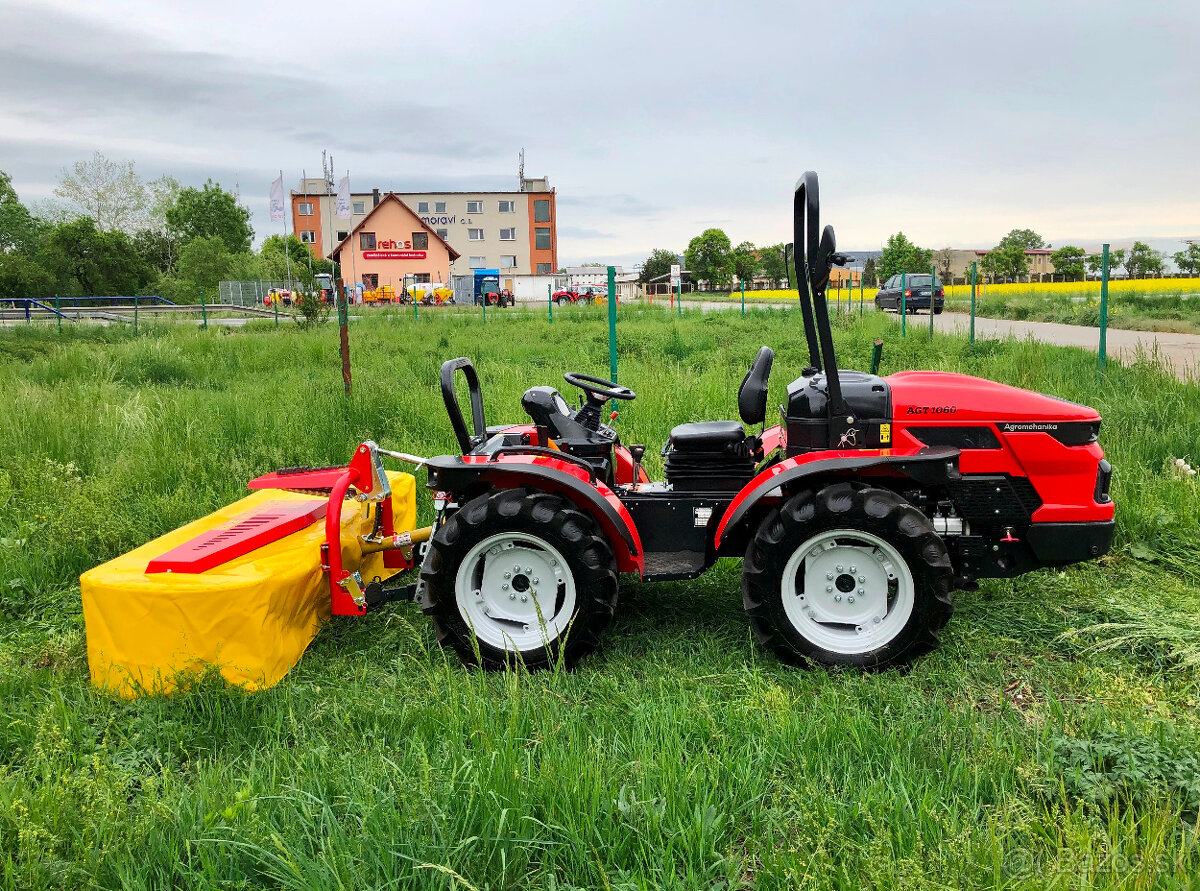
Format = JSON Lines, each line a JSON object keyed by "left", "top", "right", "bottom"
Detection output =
{"left": 553, "top": 287, "right": 588, "bottom": 306}
{"left": 405, "top": 172, "right": 1114, "bottom": 671}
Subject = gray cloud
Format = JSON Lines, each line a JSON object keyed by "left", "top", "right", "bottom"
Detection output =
{"left": 2, "top": 0, "right": 1197, "bottom": 263}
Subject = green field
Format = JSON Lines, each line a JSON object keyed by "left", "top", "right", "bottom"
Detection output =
{"left": 2, "top": 308, "right": 1200, "bottom": 889}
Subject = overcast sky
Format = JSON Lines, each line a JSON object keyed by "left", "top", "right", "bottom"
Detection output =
{"left": 1, "top": 0, "right": 1197, "bottom": 266}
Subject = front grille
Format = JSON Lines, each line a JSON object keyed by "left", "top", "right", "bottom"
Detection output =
{"left": 950, "top": 475, "right": 1042, "bottom": 527}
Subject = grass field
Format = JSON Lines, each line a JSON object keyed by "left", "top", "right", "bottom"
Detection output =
{"left": 2, "top": 307, "right": 1200, "bottom": 889}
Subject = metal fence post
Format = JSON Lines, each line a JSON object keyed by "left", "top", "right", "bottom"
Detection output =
{"left": 1098, "top": 243, "right": 1110, "bottom": 376}
{"left": 929, "top": 266, "right": 936, "bottom": 340}
{"left": 741, "top": 278, "right": 745, "bottom": 317}
{"left": 200, "top": 292, "right": 208, "bottom": 329}
{"left": 55, "top": 294, "right": 61, "bottom": 332}
{"left": 859, "top": 275, "right": 864, "bottom": 317}
{"left": 900, "top": 272, "right": 907, "bottom": 337}
{"left": 969, "top": 261, "right": 977, "bottom": 344}
{"left": 548, "top": 283, "right": 553, "bottom": 323}
{"left": 273, "top": 291, "right": 278, "bottom": 327}
{"left": 607, "top": 266, "right": 618, "bottom": 382}
{"left": 134, "top": 293, "right": 138, "bottom": 333}
{"left": 677, "top": 283, "right": 682, "bottom": 318}
{"left": 338, "top": 289, "right": 352, "bottom": 396}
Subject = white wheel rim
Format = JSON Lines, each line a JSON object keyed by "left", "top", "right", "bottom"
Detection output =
{"left": 780, "top": 529, "right": 915, "bottom": 655}
{"left": 455, "top": 532, "right": 577, "bottom": 652}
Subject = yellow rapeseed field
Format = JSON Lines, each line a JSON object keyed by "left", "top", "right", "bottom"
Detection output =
{"left": 738, "top": 279, "right": 1200, "bottom": 300}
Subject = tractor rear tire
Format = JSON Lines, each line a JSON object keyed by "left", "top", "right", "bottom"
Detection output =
{"left": 420, "top": 488, "right": 619, "bottom": 670}
{"left": 557, "top": 296, "right": 570, "bottom": 307}
{"left": 742, "top": 483, "right": 953, "bottom": 670}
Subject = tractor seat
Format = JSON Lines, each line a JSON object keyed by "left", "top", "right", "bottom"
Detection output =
{"left": 668, "top": 421, "right": 746, "bottom": 452}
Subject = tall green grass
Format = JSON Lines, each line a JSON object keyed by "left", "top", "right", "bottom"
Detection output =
{"left": 947, "top": 290, "right": 1200, "bottom": 334}
{"left": 1, "top": 307, "right": 1199, "bottom": 889}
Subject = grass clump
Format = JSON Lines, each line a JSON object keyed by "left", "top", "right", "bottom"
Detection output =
{"left": 1, "top": 307, "right": 1199, "bottom": 888}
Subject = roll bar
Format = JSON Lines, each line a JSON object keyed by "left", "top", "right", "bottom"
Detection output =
{"left": 793, "top": 171, "right": 854, "bottom": 416}
{"left": 440, "top": 357, "right": 487, "bottom": 454}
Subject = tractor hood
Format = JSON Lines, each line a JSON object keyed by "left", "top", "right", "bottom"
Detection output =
{"left": 885, "top": 371, "right": 1101, "bottom": 425}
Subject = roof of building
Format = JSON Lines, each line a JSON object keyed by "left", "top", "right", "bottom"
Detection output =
{"left": 326, "top": 193, "right": 461, "bottom": 262}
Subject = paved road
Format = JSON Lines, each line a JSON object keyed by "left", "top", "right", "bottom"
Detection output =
{"left": 686, "top": 301, "right": 1199, "bottom": 381}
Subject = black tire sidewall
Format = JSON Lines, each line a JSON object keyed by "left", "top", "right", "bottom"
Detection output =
{"left": 743, "top": 483, "right": 953, "bottom": 670}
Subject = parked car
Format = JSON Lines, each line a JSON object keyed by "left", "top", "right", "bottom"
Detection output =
{"left": 874, "top": 274, "right": 945, "bottom": 314}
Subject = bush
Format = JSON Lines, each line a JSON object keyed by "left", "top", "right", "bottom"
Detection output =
{"left": 291, "top": 290, "right": 331, "bottom": 329}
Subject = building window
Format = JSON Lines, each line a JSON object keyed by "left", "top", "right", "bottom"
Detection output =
{"left": 498, "top": 200, "right": 515, "bottom": 213}
{"left": 435, "top": 201, "right": 446, "bottom": 213}
{"left": 418, "top": 201, "right": 429, "bottom": 213}
{"left": 468, "top": 228, "right": 484, "bottom": 241}
{"left": 537, "top": 263, "right": 552, "bottom": 275}
{"left": 299, "top": 230, "right": 316, "bottom": 243}
{"left": 469, "top": 256, "right": 487, "bottom": 268}
{"left": 337, "top": 230, "right": 348, "bottom": 241}
{"left": 412, "top": 232, "right": 429, "bottom": 249}
{"left": 352, "top": 201, "right": 365, "bottom": 215}
{"left": 535, "top": 227, "right": 551, "bottom": 250}
{"left": 436, "top": 228, "right": 448, "bottom": 239}
{"left": 413, "top": 273, "right": 430, "bottom": 283}
{"left": 499, "top": 227, "right": 516, "bottom": 241}
{"left": 466, "top": 200, "right": 483, "bottom": 214}
{"left": 362, "top": 273, "right": 378, "bottom": 289}
{"left": 500, "top": 255, "right": 517, "bottom": 268}
{"left": 534, "top": 199, "right": 550, "bottom": 222}
{"left": 360, "top": 232, "right": 376, "bottom": 250}
{"left": 298, "top": 202, "right": 314, "bottom": 216}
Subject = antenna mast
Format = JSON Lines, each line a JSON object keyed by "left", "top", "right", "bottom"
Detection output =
{"left": 518, "top": 149, "right": 525, "bottom": 191}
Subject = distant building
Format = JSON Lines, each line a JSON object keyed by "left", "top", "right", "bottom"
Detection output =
{"left": 936, "top": 248, "right": 1056, "bottom": 283}
{"left": 293, "top": 173, "right": 557, "bottom": 278}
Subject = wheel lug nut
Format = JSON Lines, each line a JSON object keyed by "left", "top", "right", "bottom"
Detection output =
{"left": 857, "top": 575, "right": 865, "bottom": 583}
{"left": 501, "top": 583, "right": 509, "bottom": 590}
{"left": 834, "top": 595, "right": 842, "bottom": 602}
{"left": 848, "top": 596, "right": 855, "bottom": 604}
{"left": 532, "top": 577, "right": 539, "bottom": 584}
{"left": 826, "top": 585, "right": 833, "bottom": 593}
{"left": 524, "top": 566, "right": 532, "bottom": 573}
{"left": 826, "top": 573, "right": 834, "bottom": 581}
{"left": 513, "top": 564, "right": 521, "bottom": 571}
{"left": 858, "top": 588, "right": 865, "bottom": 595}
{"left": 509, "top": 593, "right": 516, "bottom": 600}
{"left": 849, "top": 565, "right": 857, "bottom": 573}
{"left": 836, "top": 565, "right": 844, "bottom": 572}
{"left": 503, "top": 571, "right": 511, "bottom": 579}
{"left": 521, "top": 595, "right": 528, "bottom": 602}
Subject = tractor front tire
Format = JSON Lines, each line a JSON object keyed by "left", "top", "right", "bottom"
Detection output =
{"left": 742, "top": 483, "right": 953, "bottom": 670}
{"left": 420, "top": 488, "right": 619, "bottom": 670}
{"left": 557, "top": 296, "right": 570, "bottom": 307}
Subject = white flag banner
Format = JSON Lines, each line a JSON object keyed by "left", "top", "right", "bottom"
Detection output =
{"left": 269, "top": 174, "right": 285, "bottom": 222}
{"left": 336, "top": 175, "right": 351, "bottom": 219}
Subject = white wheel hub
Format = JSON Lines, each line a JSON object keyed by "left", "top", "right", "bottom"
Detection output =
{"left": 455, "top": 532, "right": 577, "bottom": 652}
{"left": 780, "top": 528, "right": 915, "bottom": 655}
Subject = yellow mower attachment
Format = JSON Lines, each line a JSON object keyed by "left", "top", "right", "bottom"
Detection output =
{"left": 81, "top": 467, "right": 417, "bottom": 698}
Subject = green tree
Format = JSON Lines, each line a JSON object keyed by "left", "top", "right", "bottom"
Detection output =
{"left": 0, "top": 251, "right": 54, "bottom": 301}
{"left": 1049, "top": 246, "right": 1086, "bottom": 281}
{"left": 878, "top": 232, "right": 933, "bottom": 280}
{"left": 1173, "top": 244, "right": 1200, "bottom": 277}
{"left": 166, "top": 180, "right": 252, "bottom": 252}
{"left": 260, "top": 234, "right": 318, "bottom": 283}
{"left": 730, "top": 241, "right": 759, "bottom": 284}
{"left": 638, "top": 248, "right": 679, "bottom": 285}
{"left": 758, "top": 243, "right": 787, "bottom": 287}
{"left": 0, "top": 170, "right": 45, "bottom": 255}
{"left": 1123, "top": 241, "right": 1164, "bottom": 279}
{"left": 42, "top": 217, "right": 151, "bottom": 296}
{"left": 997, "top": 228, "right": 1047, "bottom": 251}
{"left": 861, "top": 256, "right": 879, "bottom": 288}
{"left": 176, "top": 236, "right": 236, "bottom": 294}
{"left": 980, "top": 242, "right": 1029, "bottom": 282}
{"left": 684, "top": 228, "right": 732, "bottom": 290}
{"left": 1086, "top": 249, "right": 1125, "bottom": 277}
{"left": 51, "top": 151, "right": 176, "bottom": 234}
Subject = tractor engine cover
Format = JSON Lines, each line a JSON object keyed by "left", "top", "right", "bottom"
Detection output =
{"left": 784, "top": 369, "right": 892, "bottom": 453}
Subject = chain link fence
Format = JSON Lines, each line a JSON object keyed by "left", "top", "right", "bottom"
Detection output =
{"left": 219, "top": 281, "right": 298, "bottom": 307}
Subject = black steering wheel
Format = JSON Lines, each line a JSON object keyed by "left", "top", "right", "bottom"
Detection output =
{"left": 563, "top": 372, "right": 637, "bottom": 404}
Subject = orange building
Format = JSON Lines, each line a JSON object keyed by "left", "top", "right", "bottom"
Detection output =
{"left": 327, "top": 193, "right": 460, "bottom": 292}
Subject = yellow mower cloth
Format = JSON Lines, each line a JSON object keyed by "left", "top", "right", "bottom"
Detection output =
{"left": 81, "top": 471, "right": 416, "bottom": 698}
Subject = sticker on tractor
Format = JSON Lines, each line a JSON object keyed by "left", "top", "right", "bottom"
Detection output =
{"left": 905, "top": 406, "right": 958, "bottom": 416}
{"left": 693, "top": 506, "right": 713, "bottom": 527}
{"left": 880, "top": 423, "right": 891, "bottom": 444}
